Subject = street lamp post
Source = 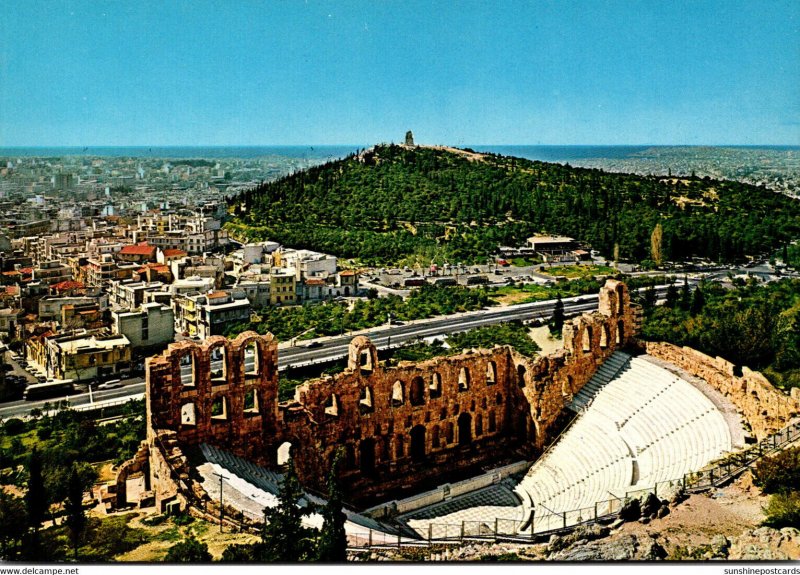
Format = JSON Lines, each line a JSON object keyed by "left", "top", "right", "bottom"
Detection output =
{"left": 214, "top": 472, "right": 230, "bottom": 533}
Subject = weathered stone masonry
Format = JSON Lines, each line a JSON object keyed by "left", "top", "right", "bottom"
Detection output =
{"left": 129, "top": 279, "right": 638, "bottom": 509}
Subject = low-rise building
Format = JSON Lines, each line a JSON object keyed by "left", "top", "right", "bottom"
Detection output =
{"left": 112, "top": 302, "right": 174, "bottom": 351}
{"left": 174, "top": 290, "right": 250, "bottom": 339}
{"left": 269, "top": 267, "right": 297, "bottom": 305}
{"left": 45, "top": 332, "right": 132, "bottom": 382}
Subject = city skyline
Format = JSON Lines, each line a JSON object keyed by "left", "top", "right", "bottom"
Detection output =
{"left": 1, "top": 0, "right": 799, "bottom": 146}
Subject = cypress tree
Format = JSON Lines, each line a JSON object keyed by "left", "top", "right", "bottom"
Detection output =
{"left": 316, "top": 451, "right": 347, "bottom": 562}
{"left": 551, "top": 295, "right": 565, "bottom": 335}
{"left": 690, "top": 286, "right": 706, "bottom": 316}
{"left": 65, "top": 464, "right": 86, "bottom": 560}
{"left": 25, "top": 448, "right": 47, "bottom": 534}
{"left": 679, "top": 277, "right": 691, "bottom": 311}
{"left": 260, "top": 458, "right": 317, "bottom": 561}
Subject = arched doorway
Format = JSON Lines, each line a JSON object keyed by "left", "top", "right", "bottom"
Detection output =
{"left": 457, "top": 413, "right": 472, "bottom": 446}
{"left": 277, "top": 441, "right": 293, "bottom": 466}
{"left": 359, "top": 438, "right": 375, "bottom": 475}
{"left": 410, "top": 425, "right": 426, "bottom": 462}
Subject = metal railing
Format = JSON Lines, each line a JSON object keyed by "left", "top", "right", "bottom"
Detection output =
{"left": 345, "top": 419, "right": 800, "bottom": 550}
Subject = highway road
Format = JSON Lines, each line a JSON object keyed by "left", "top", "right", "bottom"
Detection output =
{"left": 0, "top": 285, "right": 678, "bottom": 420}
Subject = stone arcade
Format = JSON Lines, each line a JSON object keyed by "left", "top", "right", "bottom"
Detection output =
{"left": 116, "top": 280, "right": 639, "bottom": 510}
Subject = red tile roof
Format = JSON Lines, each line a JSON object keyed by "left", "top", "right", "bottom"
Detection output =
{"left": 305, "top": 278, "right": 326, "bottom": 286}
{"left": 162, "top": 249, "right": 188, "bottom": 257}
{"left": 119, "top": 244, "right": 156, "bottom": 256}
{"left": 51, "top": 280, "right": 85, "bottom": 292}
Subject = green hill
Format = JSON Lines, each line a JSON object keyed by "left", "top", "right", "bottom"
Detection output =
{"left": 227, "top": 144, "right": 800, "bottom": 265}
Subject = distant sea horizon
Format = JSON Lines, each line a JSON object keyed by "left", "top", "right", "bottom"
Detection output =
{"left": 0, "top": 144, "right": 797, "bottom": 163}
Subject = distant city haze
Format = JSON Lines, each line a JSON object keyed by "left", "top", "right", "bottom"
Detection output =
{"left": 1, "top": 0, "right": 798, "bottom": 146}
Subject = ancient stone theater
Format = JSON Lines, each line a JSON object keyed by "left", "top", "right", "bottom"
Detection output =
{"left": 114, "top": 279, "right": 800, "bottom": 539}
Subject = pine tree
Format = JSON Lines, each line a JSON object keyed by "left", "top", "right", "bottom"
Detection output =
{"left": 65, "top": 464, "right": 86, "bottom": 560}
{"left": 551, "top": 295, "right": 565, "bottom": 335}
{"left": 316, "top": 451, "right": 347, "bottom": 562}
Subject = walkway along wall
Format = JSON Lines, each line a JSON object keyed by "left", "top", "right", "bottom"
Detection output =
{"left": 130, "top": 280, "right": 638, "bottom": 508}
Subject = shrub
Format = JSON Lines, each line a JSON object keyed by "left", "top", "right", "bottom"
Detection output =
{"left": 3, "top": 419, "right": 25, "bottom": 436}
{"left": 165, "top": 536, "right": 211, "bottom": 562}
{"left": 762, "top": 491, "right": 800, "bottom": 529}
{"left": 752, "top": 447, "right": 800, "bottom": 494}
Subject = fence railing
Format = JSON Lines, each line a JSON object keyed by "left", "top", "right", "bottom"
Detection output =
{"left": 158, "top": 418, "right": 800, "bottom": 549}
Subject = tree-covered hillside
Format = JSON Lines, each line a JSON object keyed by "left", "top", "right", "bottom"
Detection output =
{"left": 228, "top": 145, "right": 800, "bottom": 265}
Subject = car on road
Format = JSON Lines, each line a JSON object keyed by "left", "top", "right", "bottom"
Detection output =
{"left": 97, "top": 379, "right": 122, "bottom": 390}
{"left": 17, "top": 360, "right": 28, "bottom": 368}
{"left": 36, "top": 376, "right": 47, "bottom": 383}
{"left": 304, "top": 341, "right": 323, "bottom": 349}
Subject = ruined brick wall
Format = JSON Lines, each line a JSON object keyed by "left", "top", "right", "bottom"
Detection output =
{"left": 145, "top": 331, "right": 279, "bottom": 463}
{"left": 135, "top": 280, "right": 639, "bottom": 505}
{"left": 511, "top": 278, "right": 638, "bottom": 447}
{"left": 641, "top": 341, "right": 800, "bottom": 439}
{"left": 283, "top": 339, "right": 517, "bottom": 498}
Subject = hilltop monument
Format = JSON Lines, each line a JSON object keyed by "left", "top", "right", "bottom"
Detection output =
{"left": 405, "top": 130, "right": 414, "bottom": 146}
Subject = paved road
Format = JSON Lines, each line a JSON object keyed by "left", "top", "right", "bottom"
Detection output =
{"left": 0, "top": 285, "right": 678, "bottom": 420}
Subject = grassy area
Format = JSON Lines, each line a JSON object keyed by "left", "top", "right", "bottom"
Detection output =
{"left": 509, "top": 257, "right": 542, "bottom": 267}
{"left": 540, "top": 264, "right": 616, "bottom": 279}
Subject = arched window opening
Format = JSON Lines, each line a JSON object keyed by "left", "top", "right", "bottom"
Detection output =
{"left": 210, "top": 346, "right": 226, "bottom": 382}
{"left": 244, "top": 341, "right": 259, "bottom": 377}
{"left": 517, "top": 365, "right": 526, "bottom": 388}
{"left": 359, "top": 386, "right": 374, "bottom": 415}
{"left": 617, "top": 320, "right": 625, "bottom": 345}
{"left": 458, "top": 413, "right": 472, "bottom": 446}
{"left": 582, "top": 326, "right": 593, "bottom": 352}
{"left": 429, "top": 373, "right": 442, "bottom": 399}
{"left": 179, "top": 353, "right": 195, "bottom": 387}
{"left": 458, "top": 367, "right": 470, "bottom": 392}
{"left": 431, "top": 426, "right": 441, "bottom": 448}
{"left": 599, "top": 325, "right": 609, "bottom": 349}
{"left": 324, "top": 394, "right": 339, "bottom": 417}
{"left": 180, "top": 402, "right": 196, "bottom": 426}
{"left": 395, "top": 435, "right": 405, "bottom": 459}
{"left": 486, "top": 361, "right": 496, "bottom": 386}
{"left": 360, "top": 349, "right": 373, "bottom": 373}
{"left": 475, "top": 413, "right": 483, "bottom": 437}
{"left": 410, "top": 376, "right": 425, "bottom": 406}
{"left": 410, "top": 425, "right": 426, "bottom": 462}
{"left": 211, "top": 396, "right": 227, "bottom": 421}
{"left": 488, "top": 410, "right": 497, "bottom": 433}
{"left": 243, "top": 388, "right": 259, "bottom": 413}
{"left": 277, "top": 442, "right": 292, "bottom": 466}
{"left": 496, "top": 392, "right": 503, "bottom": 405}
{"left": 391, "top": 380, "right": 404, "bottom": 408}
{"left": 616, "top": 285, "right": 625, "bottom": 314}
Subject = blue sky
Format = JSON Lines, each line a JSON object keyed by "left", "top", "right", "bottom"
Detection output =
{"left": 1, "top": 0, "right": 798, "bottom": 146}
